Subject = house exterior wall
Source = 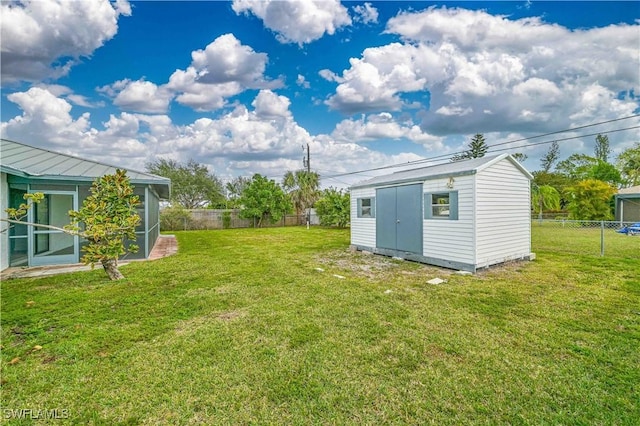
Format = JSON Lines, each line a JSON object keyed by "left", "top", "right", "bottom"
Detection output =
{"left": 474, "top": 159, "right": 531, "bottom": 268}
{"left": 616, "top": 197, "right": 640, "bottom": 222}
{"left": 1, "top": 172, "right": 8, "bottom": 271}
{"left": 1, "top": 174, "right": 165, "bottom": 269}
{"left": 350, "top": 187, "right": 376, "bottom": 248}
{"left": 422, "top": 174, "right": 475, "bottom": 266}
{"left": 147, "top": 187, "right": 160, "bottom": 257}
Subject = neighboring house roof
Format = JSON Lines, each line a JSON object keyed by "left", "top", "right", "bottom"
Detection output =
{"left": 0, "top": 139, "right": 170, "bottom": 199}
{"left": 617, "top": 185, "right": 640, "bottom": 196}
{"left": 350, "top": 153, "right": 533, "bottom": 189}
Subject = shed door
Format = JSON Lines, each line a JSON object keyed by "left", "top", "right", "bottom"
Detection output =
{"left": 376, "top": 184, "right": 423, "bottom": 255}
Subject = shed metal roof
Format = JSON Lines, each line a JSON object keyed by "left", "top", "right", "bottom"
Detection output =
{"left": 350, "top": 153, "right": 533, "bottom": 189}
{"left": 1, "top": 139, "right": 170, "bottom": 198}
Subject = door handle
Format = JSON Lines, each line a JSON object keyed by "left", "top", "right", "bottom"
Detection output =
{"left": 396, "top": 219, "right": 400, "bottom": 223}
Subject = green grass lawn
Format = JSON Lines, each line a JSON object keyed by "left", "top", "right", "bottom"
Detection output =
{"left": 1, "top": 227, "right": 639, "bottom": 424}
{"left": 532, "top": 221, "right": 640, "bottom": 258}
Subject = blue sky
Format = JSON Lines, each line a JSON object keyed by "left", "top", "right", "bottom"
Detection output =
{"left": 1, "top": 0, "right": 639, "bottom": 188}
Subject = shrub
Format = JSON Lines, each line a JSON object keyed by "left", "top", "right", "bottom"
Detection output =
{"left": 315, "top": 188, "right": 350, "bottom": 228}
{"left": 160, "top": 206, "right": 192, "bottom": 231}
{"left": 222, "top": 211, "right": 231, "bottom": 229}
{"left": 566, "top": 179, "right": 616, "bottom": 220}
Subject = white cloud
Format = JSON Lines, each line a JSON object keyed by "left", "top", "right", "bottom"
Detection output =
{"left": 252, "top": 90, "right": 292, "bottom": 119}
{"left": 100, "top": 79, "right": 174, "bottom": 114}
{"left": 296, "top": 74, "right": 310, "bottom": 89}
{"left": 569, "top": 83, "right": 634, "bottom": 122}
{"left": 311, "top": 134, "right": 425, "bottom": 188}
{"left": 1, "top": 0, "right": 131, "bottom": 83}
{"left": 168, "top": 68, "right": 243, "bottom": 112}
{"left": 102, "top": 112, "right": 140, "bottom": 138}
{"left": 326, "top": 43, "right": 431, "bottom": 113}
{"left": 332, "top": 113, "right": 444, "bottom": 148}
{"left": 66, "top": 95, "right": 103, "bottom": 109}
{"left": 190, "top": 34, "right": 269, "bottom": 85}
{"left": 232, "top": 0, "right": 351, "bottom": 45}
{"left": 435, "top": 106, "right": 473, "bottom": 117}
{"left": 353, "top": 2, "right": 378, "bottom": 24}
{"left": 326, "top": 6, "right": 639, "bottom": 136}
{"left": 34, "top": 84, "right": 103, "bottom": 108}
{"left": 1, "top": 87, "right": 91, "bottom": 144}
{"left": 512, "top": 78, "right": 562, "bottom": 100}
{"left": 319, "top": 69, "right": 343, "bottom": 83}
{"left": 385, "top": 6, "right": 565, "bottom": 49}
{"left": 166, "top": 34, "right": 281, "bottom": 111}
{"left": 1, "top": 87, "right": 428, "bottom": 189}
{"left": 0, "top": 87, "right": 149, "bottom": 161}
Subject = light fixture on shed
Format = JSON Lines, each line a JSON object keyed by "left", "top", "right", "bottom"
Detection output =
{"left": 446, "top": 177, "right": 455, "bottom": 189}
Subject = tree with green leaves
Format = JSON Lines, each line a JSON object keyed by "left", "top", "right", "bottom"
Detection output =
{"left": 238, "top": 174, "right": 292, "bottom": 227}
{"left": 556, "top": 153, "right": 597, "bottom": 180}
{"left": 225, "top": 176, "right": 251, "bottom": 208}
{"left": 451, "top": 133, "right": 488, "bottom": 161}
{"left": 587, "top": 161, "right": 622, "bottom": 186}
{"left": 315, "top": 188, "right": 350, "bottom": 228}
{"left": 146, "top": 159, "right": 223, "bottom": 209}
{"left": 540, "top": 141, "right": 560, "bottom": 172}
{"left": 532, "top": 170, "right": 573, "bottom": 210}
{"left": 3, "top": 170, "right": 141, "bottom": 280}
{"left": 594, "top": 134, "right": 610, "bottom": 162}
{"left": 617, "top": 142, "right": 640, "bottom": 187}
{"left": 282, "top": 170, "right": 320, "bottom": 220}
{"left": 566, "top": 179, "right": 616, "bottom": 221}
{"left": 556, "top": 153, "right": 621, "bottom": 186}
{"left": 67, "top": 170, "right": 141, "bottom": 280}
{"left": 511, "top": 153, "right": 528, "bottom": 163}
{"left": 532, "top": 184, "right": 561, "bottom": 220}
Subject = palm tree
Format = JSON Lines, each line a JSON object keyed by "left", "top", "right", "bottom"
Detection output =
{"left": 532, "top": 184, "right": 561, "bottom": 221}
{"left": 283, "top": 170, "right": 320, "bottom": 224}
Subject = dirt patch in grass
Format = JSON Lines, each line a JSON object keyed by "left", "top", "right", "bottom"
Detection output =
{"left": 314, "top": 248, "right": 453, "bottom": 280}
{"left": 217, "top": 311, "right": 244, "bottom": 321}
{"left": 315, "top": 247, "right": 535, "bottom": 282}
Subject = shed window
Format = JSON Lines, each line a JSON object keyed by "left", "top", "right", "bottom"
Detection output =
{"left": 424, "top": 192, "right": 458, "bottom": 220}
{"left": 357, "top": 197, "right": 375, "bottom": 218}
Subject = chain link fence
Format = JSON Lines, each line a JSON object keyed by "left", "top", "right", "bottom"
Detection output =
{"left": 531, "top": 219, "right": 639, "bottom": 259}
{"left": 161, "top": 208, "right": 320, "bottom": 231}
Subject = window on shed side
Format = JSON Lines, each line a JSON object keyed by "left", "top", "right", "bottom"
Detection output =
{"left": 424, "top": 192, "right": 458, "bottom": 220}
{"left": 357, "top": 197, "right": 375, "bottom": 218}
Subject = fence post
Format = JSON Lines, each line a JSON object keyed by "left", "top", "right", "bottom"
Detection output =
{"left": 600, "top": 220, "right": 604, "bottom": 257}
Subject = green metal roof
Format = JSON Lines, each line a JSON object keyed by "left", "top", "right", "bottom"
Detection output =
{"left": 1, "top": 139, "right": 170, "bottom": 199}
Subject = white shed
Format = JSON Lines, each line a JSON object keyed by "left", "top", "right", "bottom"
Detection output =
{"left": 350, "top": 154, "right": 534, "bottom": 272}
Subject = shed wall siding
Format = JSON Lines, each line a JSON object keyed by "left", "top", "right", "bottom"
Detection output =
{"left": 422, "top": 175, "right": 475, "bottom": 265}
{"left": 475, "top": 159, "right": 531, "bottom": 267}
{"left": 1, "top": 173, "right": 8, "bottom": 271}
{"left": 350, "top": 187, "right": 376, "bottom": 248}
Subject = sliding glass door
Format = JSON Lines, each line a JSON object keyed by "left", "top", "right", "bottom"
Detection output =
{"left": 29, "top": 191, "right": 78, "bottom": 266}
